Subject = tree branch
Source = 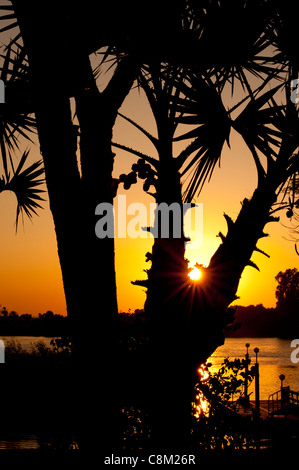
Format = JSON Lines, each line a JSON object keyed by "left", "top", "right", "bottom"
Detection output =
{"left": 112, "top": 142, "right": 159, "bottom": 170}
{"left": 102, "top": 55, "right": 139, "bottom": 124}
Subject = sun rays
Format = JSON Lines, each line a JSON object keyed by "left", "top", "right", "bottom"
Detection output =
{"left": 188, "top": 266, "right": 202, "bottom": 281}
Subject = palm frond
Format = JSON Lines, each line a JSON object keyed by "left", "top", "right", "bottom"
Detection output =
{"left": 173, "top": 75, "right": 231, "bottom": 201}
{"left": 0, "top": 43, "right": 36, "bottom": 178}
{"left": 268, "top": 4, "right": 299, "bottom": 72}
{"left": 2, "top": 150, "right": 45, "bottom": 229}
{"left": 183, "top": 0, "right": 280, "bottom": 87}
{"left": 0, "top": 3, "right": 21, "bottom": 47}
{"left": 117, "top": 112, "right": 158, "bottom": 149}
{"left": 137, "top": 64, "right": 185, "bottom": 140}
{"left": 232, "top": 84, "right": 285, "bottom": 176}
{"left": 137, "top": 70, "right": 161, "bottom": 126}
{"left": 174, "top": 74, "right": 287, "bottom": 201}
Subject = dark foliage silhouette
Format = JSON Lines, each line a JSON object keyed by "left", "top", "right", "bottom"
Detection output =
{"left": 0, "top": 0, "right": 298, "bottom": 456}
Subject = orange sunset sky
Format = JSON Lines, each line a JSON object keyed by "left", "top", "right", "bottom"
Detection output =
{"left": 0, "top": 80, "right": 298, "bottom": 317}
{"left": 0, "top": 10, "right": 298, "bottom": 318}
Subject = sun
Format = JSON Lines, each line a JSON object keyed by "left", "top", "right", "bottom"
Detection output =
{"left": 188, "top": 266, "right": 202, "bottom": 281}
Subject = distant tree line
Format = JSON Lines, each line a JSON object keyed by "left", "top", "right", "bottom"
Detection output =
{"left": 225, "top": 304, "right": 286, "bottom": 338}
{"left": 119, "top": 269, "right": 299, "bottom": 340}
{"left": 226, "top": 268, "right": 299, "bottom": 338}
{"left": 0, "top": 308, "right": 69, "bottom": 336}
{"left": 121, "top": 303, "right": 298, "bottom": 340}
{"left": 1, "top": 267, "right": 298, "bottom": 339}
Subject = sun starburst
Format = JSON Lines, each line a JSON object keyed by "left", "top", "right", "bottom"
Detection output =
{"left": 188, "top": 266, "right": 202, "bottom": 281}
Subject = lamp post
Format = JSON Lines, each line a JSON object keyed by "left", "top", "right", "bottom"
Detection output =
{"left": 279, "top": 374, "right": 285, "bottom": 390}
{"left": 244, "top": 343, "right": 250, "bottom": 404}
{"left": 254, "top": 347, "right": 260, "bottom": 418}
{"left": 279, "top": 374, "right": 288, "bottom": 410}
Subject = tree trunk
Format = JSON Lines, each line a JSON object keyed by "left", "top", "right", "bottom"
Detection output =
{"left": 14, "top": 1, "right": 137, "bottom": 454}
{"left": 143, "top": 147, "right": 193, "bottom": 450}
{"left": 144, "top": 155, "right": 281, "bottom": 449}
{"left": 186, "top": 179, "right": 279, "bottom": 366}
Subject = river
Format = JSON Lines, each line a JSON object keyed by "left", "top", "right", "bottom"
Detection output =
{"left": 209, "top": 337, "right": 299, "bottom": 399}
{"left": 1, "top": 335, "right": 298, "bottom": 399}
{"left": 0, "top": 336, "right": 298, "bottom": 449}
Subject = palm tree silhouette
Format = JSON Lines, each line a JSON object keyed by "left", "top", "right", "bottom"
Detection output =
{"left": 113, "top": 57, "right": 297, "bottom": 357}
{"left": 0, "top": 44, "right": 44, "bottom": 227}
{"left": 0, "top": 0, "right": 185, "bottom": 454}
{"left": 1, "top": 0, "right": 299, "bottom": 455}
{"left": 112, "top": 1, "right": 299, "bottom": 449}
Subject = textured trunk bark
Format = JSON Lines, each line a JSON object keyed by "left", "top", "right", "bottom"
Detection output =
{"left": 145, "top": 160, "right": 281, "bottom": 449}
{"left": 186, "top": 179, "right": 279, "bottom": 366}
{"left": 144, "top": 148, "right": 193, "bottom": 450}
{"left": 14, "top": 1, "right": 136, "bottom": 454}
{"left": 145, "top": 126, "right": 188, "bottom": 323}
{"left": 72, "top": 57, "right": 119, "bottom": 454}
{"left": 12, "top": 0, "right": 88, "bottom": 347}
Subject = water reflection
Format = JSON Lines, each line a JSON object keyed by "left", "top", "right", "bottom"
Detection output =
{"left": 0, "top": 433, "right": 40, "bottom": 450}
{"left": 210, "top": 338, "right": 299, "bottom": 399}
{"left": 0, "top": 337, "right": 298, "bottom": 450}
{"left": 194, "top": 365, "right": 210, "bottom": 418}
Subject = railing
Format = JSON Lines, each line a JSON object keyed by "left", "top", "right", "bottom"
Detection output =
{"left": 268, "top": 390, "right": 281, "bottom": 415}
{"left": 268, "top": 387, "right": 299, "bottom": 415}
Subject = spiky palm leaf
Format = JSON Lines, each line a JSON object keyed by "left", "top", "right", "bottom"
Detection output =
{"left": 173, "top": 75, "right": 231, "bottom": 201}
{"left": 0, "top": 2, "right": 22, "bottom": 47}
{"left": 0, "top": 43, "right": 36, "bottom": 179}
{"left": 266, "top": 3, "right": 299, "bottom": 73}
{"left": 0, "top": 150, "right": 45, "bottom": 228}
{"left": 173, "top": 74, "right": 286, "bottom": 201}
{"left": 231, "top": 84, "right": 285, "bottom": 182}
{"left": 183, "top": 0, "right": 282, "bottom": 93}
{"left": 112, "top": 64, "right": 180, "bottom": 176}
{"left": 0, "top": 40, "right": 42, "bottom": 227}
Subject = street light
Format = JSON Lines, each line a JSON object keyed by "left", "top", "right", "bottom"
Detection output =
{"left": 254, "top": 347, "right": 260, "bottom": 418}
{"left": 279, "top": 374, "right": 288, "bottom": 410}
{"left": 279, "top": 374, "right": 285, "bottom": 389}
{"left": 244, "top": 343, "right": 250, "bottom": 403}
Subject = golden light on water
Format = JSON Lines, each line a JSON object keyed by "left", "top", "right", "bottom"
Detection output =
{"left": 193, "top": 365, "right": 211, "bottom": 418}
{"left": 198, "top": 365, "right": 210, "bottom": 382}
{"left": 194, "top": 391, "right": 210, "bottom": 418}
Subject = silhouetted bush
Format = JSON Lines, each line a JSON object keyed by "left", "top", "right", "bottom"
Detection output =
{"left": 4, "top": 338, "right": 71, "bottom": 364}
